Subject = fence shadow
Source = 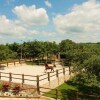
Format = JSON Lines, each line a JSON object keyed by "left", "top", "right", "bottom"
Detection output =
{"left": 61, "top": 89, "right": 77, "bottom": 100}
{"left": 61, "top": 81, "right": 100, "bottom": 100}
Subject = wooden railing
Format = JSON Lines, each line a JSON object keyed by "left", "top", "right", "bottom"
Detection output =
{"left": 0, "top": 59, "right": 57, "bottom": 67}
{"left": 0, "top": 85, "right": 60, "bottom": 100}
{"left": 0, "top": 85, "right": 99, "bottom": 100}
{"left": 0, "top": 67, "right": 70, "bottom": 94}
{"left": 0, "top": 59, "right": 26, "bottom": 67}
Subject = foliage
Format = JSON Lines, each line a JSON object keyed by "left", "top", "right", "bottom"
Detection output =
{"left": 83, "top": 55, "right": 100, "bottom": 77}
{"left": 59, "top": 39, "right": 76, "bottom": 66}
{"left": 0, "top": 82, "right": 22, "bottom": 95}
{"left": 72, "top": 55, "right": 100, "bottom": 88}
{"left": 43, "top": 39, "right": 100, "bottom": 99}
{"left": 25, "top": 61, "right": 35, "bottom": 65}
{"left": 1, "top": 82, "right": 10, "bottom": 92}
{"left": 0, "top": 39, "right": 100, "bottom": 90}
{"left": 0, "top": 81, "right": 3, "bottom": 90}
{"left": 5, "top": 40, "right": 59, "bottom": 60}
{"left": 0, "top": 45, "right": 17, "bottom": 61}
{"left": 12, "top": 84, "right": 22, "bottom": 95}
{"left": 44, "top": 81, "right": 100, "bottom": 100}
{"left": 43, "top": 82, "right": 77, "bottom": 99}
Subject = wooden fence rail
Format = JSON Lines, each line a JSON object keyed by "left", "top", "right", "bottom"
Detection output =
{"left": 0, "top": 67, "right": 70, "bottom": 96}
{"left": 0, "top": 59, "right": 58, "bottom": 67}
{"left": 0, "top": 86, "right": 99, "bottom": 100}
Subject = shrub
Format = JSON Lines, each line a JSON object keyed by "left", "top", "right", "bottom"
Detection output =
{"left": 0, "top": 81, "right": 3, "bottom": 90}
{"left": 12, "top": 84, "right": 22, "bottom": 95}
{"left": 1, "top": 81, "right": 10, "bottom": 92}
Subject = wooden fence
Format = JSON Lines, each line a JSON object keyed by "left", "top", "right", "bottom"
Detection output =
{"left": 0, "top": 59, "right": 28, "bottom": 67}
{"left": 0, "top": 59, "right": 58, "bottom": 67}
{"left": 0, "top": 86, "right": 99, "bottom": 100}
{"left": 0, "top": 85, "right": 59, "bottom": 100}
{"left": 0, "top": 67, "right": 71, "bottom": 94}
{"left": 0, "top": 59, "right": 71, "bottom": 100}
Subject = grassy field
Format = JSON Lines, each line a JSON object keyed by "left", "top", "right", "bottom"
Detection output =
{"left": 43, "top": 81, "right": 100, "bottom": 100}
{"left": 43, "top": 82, "right": 77, "bottom": 99}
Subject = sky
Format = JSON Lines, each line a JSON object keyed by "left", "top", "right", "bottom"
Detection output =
{"left": 0, "top": 0, "right": 100, "bottom": 44}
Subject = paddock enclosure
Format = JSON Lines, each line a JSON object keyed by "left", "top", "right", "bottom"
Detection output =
{"left": 0, "top": 63, "right": 70, "bottom": 86}
{"left": 0, "top": 60, "right": 71, "bottom": 100}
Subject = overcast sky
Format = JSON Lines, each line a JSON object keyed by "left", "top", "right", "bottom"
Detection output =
{"left": 0, "top": 0, "right": 100, "bottom": 44}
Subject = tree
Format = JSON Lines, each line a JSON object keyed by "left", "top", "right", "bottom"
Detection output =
{"left": 0, "top": 45, "right": 17, "bottom": 61}
{"left": 7, "top": 42, "right": 20, "bottom": 58}
{"left": 59, "top": 39, "right": 76, "bottom": 66}
{"left": 84, "top": 55, "right": 100, "bottom": 78}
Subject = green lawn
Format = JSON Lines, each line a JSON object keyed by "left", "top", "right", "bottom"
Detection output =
{"left": 43, "top": 81, "right": 100, "bottom": 100}
{"left": 43, "top": 82, "right": 77, "bottom": 99}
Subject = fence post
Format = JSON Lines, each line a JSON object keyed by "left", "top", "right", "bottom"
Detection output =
{"left": 63, "top": 68, "right": 65, "bottom": 75}
{"left": 48, "top": 72, "right": 50, "bottom": 81}
{"left": 48, "top": 72, "right": 50, "bottom": 86}
{"left": 56, "top": 70, "right": 59, "bottom": 85}
{"left": 22, "top": 74, "right": 24, "bottom": 87}
{"left": 38, "top": 60, "right": 40, "bottom": 65}
{"left": 9, "top": 73, "right": 12, "bottom": 86}
{"left": 37, "top": 75, "right": 40, "bottom": 94}
{"left": 19, "top": 59, "right": 20, "bottom": 64}
{"left": 63, "top": 68, "right": 65, "bottom": 81}
{"left": 7, "top": 62, "right": 8, "bottom": 67}
{"left": 14, "top": 61, "right": 15, "bottom": 66}
{"left": 0, "top": 72, "right": 1, "bottom": 79}
{"left": 76, "top": 91, "right": 78, "bottom": 100}
{"left": 56, "top": 70, "right": 58, "bottom": 77}
{"left": 56, "top": 88, "right": 58, "bottom": 100}
{"left": 69, "top": 66, "right": 71, "bottom": 75}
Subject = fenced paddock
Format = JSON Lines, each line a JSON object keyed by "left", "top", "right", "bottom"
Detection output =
{"left": 0, "top": 60, "right": 99, "bottom": 100}
{"left": 0, "top": 63, "right": 70, "bottom": 91}
{"left": 0, "top": 60, "right": 71, "bottom": 100}
{"left": 0, "top": 65, "right": 70, "bottom": 84}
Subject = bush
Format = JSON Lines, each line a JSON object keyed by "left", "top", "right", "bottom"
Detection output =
{"left": 1, "top": 82, "right": 10, "bottom": 92}
{"left": 0, "top": 81, "right": 3, "bottom": 90}
{"left": 12, "top": 84, "right": 22, "bottom": 95}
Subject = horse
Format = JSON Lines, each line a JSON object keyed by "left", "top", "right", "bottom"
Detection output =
{"left": 44, "top": 63, "right": 55, "bottom": 72}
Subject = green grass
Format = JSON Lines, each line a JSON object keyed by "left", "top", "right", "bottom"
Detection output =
{"left": 43, "top": 81, "right": 100, "bottom": 100}
{"left": 0, "top": 81, "right": 3, "bottom": 89}
{"left": 43, "top": 82, "right": 77, "bottom": 99}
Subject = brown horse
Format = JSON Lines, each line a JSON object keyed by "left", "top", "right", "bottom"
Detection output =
{"left": 44, "top": 63, "right": 54, "bottom": 72}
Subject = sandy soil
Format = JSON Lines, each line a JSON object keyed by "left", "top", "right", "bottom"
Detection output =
{"left": 0, "top": 63, "right": 69, "bottom": 86}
